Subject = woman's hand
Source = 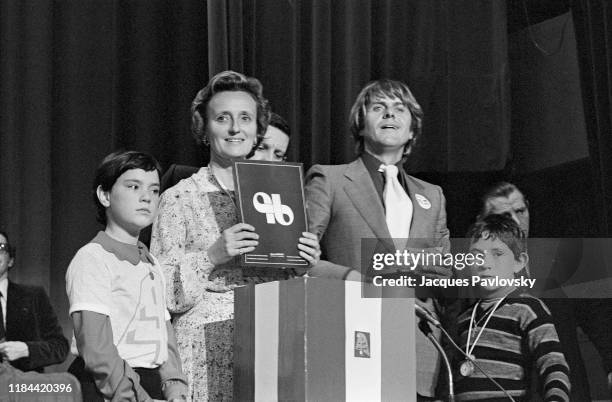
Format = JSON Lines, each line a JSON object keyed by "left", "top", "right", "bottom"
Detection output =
{"left": 297, "top": 232, "right": 321, "bottom": 267}
{"left": 208, "top": 223, "right": 259, "bottom": 265}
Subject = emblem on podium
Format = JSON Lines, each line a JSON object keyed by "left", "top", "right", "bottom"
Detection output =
{"left": 354, "top": 331, "right": 371, "bottom": 358}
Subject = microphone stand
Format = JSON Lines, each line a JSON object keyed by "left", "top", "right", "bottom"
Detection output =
{"left": 416, "top": 308, "right": 516, "bottom": 401}
{"left": 418, "top": 320, "right": 455, "bottom": 402}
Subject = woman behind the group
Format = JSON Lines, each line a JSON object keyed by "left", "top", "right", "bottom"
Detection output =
{"left": 150, "top": 71, "right": 320, "bottom": 400}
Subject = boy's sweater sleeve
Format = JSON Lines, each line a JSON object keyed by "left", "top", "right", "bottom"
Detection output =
{"left": 159, "top": 320, "right": 188, "bottom": 400}
{"left": 525, "top": 300, "right": 571, "bottom": 402}
{"left": 72, "top": 311, "right": 151, "bottom": 402}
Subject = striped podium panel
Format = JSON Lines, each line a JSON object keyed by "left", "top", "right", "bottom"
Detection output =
{"left": 234, "top": 277, "right": 416, "bottom": 401}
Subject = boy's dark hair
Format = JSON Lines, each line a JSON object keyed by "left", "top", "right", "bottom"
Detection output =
{"left": 92, "top": 150, "right": 162, "bottom": 225}
{"left": 467, "top": 213, "right": 527, "bottom": 261}
{"left": 0, "top": 230, "right": 16, "bottom": 260}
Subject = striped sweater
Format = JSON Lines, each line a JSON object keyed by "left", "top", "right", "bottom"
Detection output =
{"left": 454, "top": 290, "right": 571, "bottom": 401}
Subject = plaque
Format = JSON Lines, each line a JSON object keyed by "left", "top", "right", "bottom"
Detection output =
{"left": 234, "top": 160, "right": 308, "bottom": 268}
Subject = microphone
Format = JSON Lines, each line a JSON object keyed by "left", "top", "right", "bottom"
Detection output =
{"left": 430, "top": 314, "right": 517, "bottom": 401}
{"left": 416, "top": 305, "right": 515, "bottom": 401}
{"left": 415, "top": 304, "right": 441, "bottom": 327}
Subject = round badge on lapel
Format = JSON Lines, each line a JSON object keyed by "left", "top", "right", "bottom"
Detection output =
{"left": 415, "top": 194, "right": 431, "bottom": 209}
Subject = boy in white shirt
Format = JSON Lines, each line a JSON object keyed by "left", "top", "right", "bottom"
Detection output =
{"left": 66, "top": 150, "right": 187, "bottom": 401}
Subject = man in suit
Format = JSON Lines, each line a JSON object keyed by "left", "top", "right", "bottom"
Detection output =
{"left": 305, "top": 79, "right": 450, "bottom": 400}
{"left": 0, "top": 231, "right": 69, "bottom": 372}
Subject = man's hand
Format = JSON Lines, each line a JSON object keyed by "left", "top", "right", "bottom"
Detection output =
{"left": 0, "top": 341, "right": 29, "bottom": 361}
{"left": 297, "top": 232, "right": 321, "bottom": 267}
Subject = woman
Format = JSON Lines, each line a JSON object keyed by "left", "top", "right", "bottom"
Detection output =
{"left": 151, "top": 71, "right": 320, "bottom": 401}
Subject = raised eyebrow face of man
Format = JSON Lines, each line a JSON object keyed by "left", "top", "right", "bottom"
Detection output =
{"left": 485, "top": 190, "right": 530, "bottom": 234}
{"left": 250, "top": 125, "right": 290, "bottom": 162}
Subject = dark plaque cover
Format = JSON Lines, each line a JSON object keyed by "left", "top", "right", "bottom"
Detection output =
{"left": 234, "top": 160, "right": 308, "bottom": 268}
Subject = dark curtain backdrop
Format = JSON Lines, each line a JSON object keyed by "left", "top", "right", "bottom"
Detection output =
{"left": 1, "top": 0, "right": 612, "bottom": 379}
{"left": 5, "top": 3, "right": 612, "bottom": 394}
{"left": 0, "top": 0, "right": 509, "bottom": 336}
{"left": 572, "top": 0, "right": 612, "bottom": 236}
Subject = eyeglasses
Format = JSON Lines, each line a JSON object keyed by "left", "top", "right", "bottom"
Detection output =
{"left": 0, "top": 243, "right": 9, "bottom": 255}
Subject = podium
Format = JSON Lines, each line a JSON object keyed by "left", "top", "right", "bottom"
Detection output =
{"left": 234, "top": 277, "right": 416, "bottom": 401}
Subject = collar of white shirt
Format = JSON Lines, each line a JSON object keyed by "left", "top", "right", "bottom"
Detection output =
{"left": 0, "top": 277, "right": 7, "bottom": 328}
{"left": 0, "top": 277, "right": 7, "bottom": 299}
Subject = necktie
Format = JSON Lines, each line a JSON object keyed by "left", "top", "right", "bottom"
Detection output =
{"left": 0, "top": 292, "right": 5, "bottom": 341}
{"left": 379, "top": 165, "right": 413, "bottom": 241}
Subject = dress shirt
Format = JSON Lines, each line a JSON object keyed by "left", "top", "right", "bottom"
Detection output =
{"left": 0, "top": 277, "right": 7, "bottom": 328}
{"left": 360, "top": 152, "right": 410, "bottom": 209}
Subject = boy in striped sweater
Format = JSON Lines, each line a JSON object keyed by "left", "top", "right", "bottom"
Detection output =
{"left": 454, "top": 214, "right": 570, "bottom": 401}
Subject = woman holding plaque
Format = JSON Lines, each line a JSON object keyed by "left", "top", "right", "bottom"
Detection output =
{"left": 151, "top": 71, "right": 320, "bottom": 401}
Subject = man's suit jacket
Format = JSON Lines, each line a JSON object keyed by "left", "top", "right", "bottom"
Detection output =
{"left": 6, "top": 282, "right": 69, "bottom": 372}
{"left": 305, "top": 157, "right": 450, "bottom": 397}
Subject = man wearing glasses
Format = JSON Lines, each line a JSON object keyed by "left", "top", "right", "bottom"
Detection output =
{"left": 0, "top": 231, "right": 69, "bottom": 372}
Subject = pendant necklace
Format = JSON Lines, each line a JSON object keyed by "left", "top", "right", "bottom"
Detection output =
{"left": 461, "top": 295, "right": 507, "bottom": 377}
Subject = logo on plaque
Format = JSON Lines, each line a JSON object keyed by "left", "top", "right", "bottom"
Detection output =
{"left": 354, "top": 331, "right": 371, "bottom": 358}
{"left": 253, "top": 192, "right": 294, "bottom": 225}
{"left": 234, "top": 160, "right": 308, "bottom": 268}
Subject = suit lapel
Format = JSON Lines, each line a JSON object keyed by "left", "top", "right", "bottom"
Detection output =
{"left": 343, "top": 159, "right": 396, "bottom": 252}
{"left": 6, "top": 282, "right": 26, "bottom": 338}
